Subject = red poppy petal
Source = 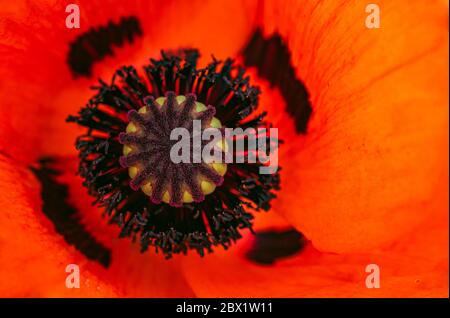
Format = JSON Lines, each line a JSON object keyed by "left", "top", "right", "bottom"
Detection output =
{"left": 258, "top": 0, "right": 449, "bottom": 253}
{"left": 180, "top": 216, "right": 448, "bottom": 297}
{"left": 0, "top": 155, "right": 120, "bottom": 297}
{"left": 0, "top": 154, "right": 197, "bottom": 297}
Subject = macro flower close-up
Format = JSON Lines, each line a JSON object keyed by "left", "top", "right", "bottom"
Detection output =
{"left": 0, "top": 0, "right": 448, "bottom": 299}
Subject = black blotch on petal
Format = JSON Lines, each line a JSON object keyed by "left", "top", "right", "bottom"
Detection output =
{"left": 67, "top": 16, "right": 143, "bottom": 77}
{"left": 242, "top": 29, "right": 312, "bottom": 134}
{"left": 246, "top": 229, "right": 306, "bottom": 265}
{"left": 30, "top": 157, "right": 111, "bottom": 268}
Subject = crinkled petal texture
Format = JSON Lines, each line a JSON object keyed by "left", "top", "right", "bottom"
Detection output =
{"left": 0, "top": 0, "right": 258, "bottom": 297}
{"left": 181, "top": 221, "right": 448, "bottom": 297}
{"left": 260, "top": 0, "right": 449, "bottom": 253}
{"left": 0, "top": 157, "right": 116, "bottom": 297}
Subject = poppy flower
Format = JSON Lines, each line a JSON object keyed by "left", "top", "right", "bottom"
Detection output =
{"left": 0, "top": 0, "right": 448, "bottom": 298}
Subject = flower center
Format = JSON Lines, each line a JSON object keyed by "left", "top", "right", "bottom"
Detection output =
{"left": 118, "top": 92, "right": 227, "bottom": 207}
{"left": 67, "top": 50, "right": 281, "bottom": 258}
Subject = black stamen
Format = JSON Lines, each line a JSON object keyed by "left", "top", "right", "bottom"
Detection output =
{"left": 242, "top": 29, "right": 312, "bottom": 134}
{"left": 67, "top": 16, "right": 143, "bottom": 77}
{"left": 67, "top": 50, "right": 280, "bottom": 258}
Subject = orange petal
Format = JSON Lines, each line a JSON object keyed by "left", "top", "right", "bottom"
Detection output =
{"left": 0, "top": 155, "right": 119, "bottom": 297}
{"left": 0, "top": 155, "right": 196, "bottom": 297}
{"left": 258, "top": 0, "right": 449, "bottom": 253}
{"left": 181, "top": 216, "right": 448, "bottom": 297}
